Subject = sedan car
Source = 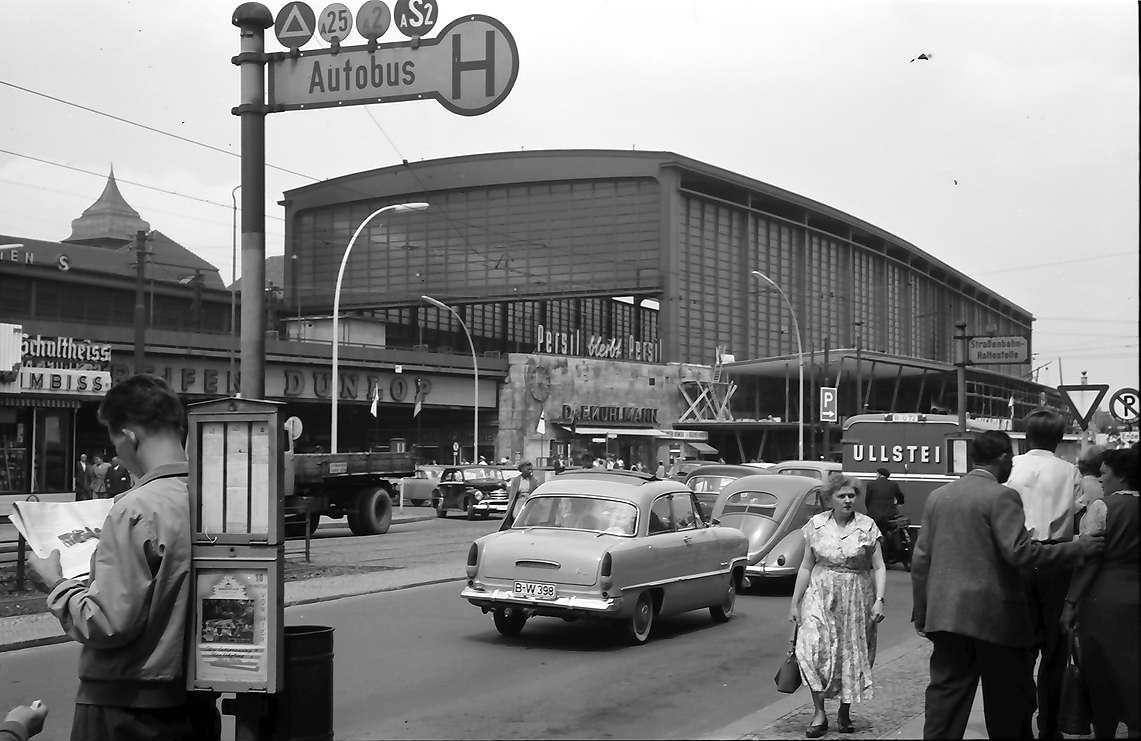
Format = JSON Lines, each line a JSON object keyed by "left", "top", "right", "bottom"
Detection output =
{"left": 399, "top": 465, "right": 447, "bottom": 507}
{"left": 460, "top": 469, "right": 748, "bottom": 644}
{"left": 768, "top": 460, "right": 842, "bottom": 481}
{"left": 710, "top": 474, "right": 828, "bottom": 582}
{"left": 434, "top": 466, "right": 510, "bottom": 519}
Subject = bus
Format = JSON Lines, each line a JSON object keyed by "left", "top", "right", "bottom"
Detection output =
{"left": 840, "top": 413, "right": 1083, "bottom": 535}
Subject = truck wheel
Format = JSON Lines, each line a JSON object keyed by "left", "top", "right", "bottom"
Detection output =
{"left": 350, "top": 487, "right": 393, "bottom": 536}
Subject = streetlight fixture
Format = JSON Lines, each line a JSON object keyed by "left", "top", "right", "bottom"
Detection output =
{"left": 752, "top": 270, "right": 805, "bottom": 460}
{"left": 421, "top": 295, "right": 478, "bottom": 465}
{"left": 330, "top": 202, "right": 429, "bottom": 453}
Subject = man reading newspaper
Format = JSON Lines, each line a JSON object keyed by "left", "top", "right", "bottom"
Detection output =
{"left": 26, "top": 374, "right": 214, "bottom": 741}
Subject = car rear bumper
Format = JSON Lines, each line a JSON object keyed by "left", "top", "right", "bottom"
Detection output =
{"left": 745, "top": 563, "right": 797, "bottom": 579}
{"left": 460, "top": 585, "right": 621, "bottom": 616}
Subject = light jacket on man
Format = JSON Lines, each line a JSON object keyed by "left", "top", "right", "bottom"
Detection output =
{"left": 47, "top": 462, "right": 191, "bottom": 709}
{"left": 911, "top": 469, "right": 1088, "bottom": 647}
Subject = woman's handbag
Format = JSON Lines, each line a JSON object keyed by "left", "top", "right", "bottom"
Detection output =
{"left": 773, "top": 626, "right": 803, "bottom": 694}
{"left": 1059, "top": 630, "right": 1092, "bottom": 736}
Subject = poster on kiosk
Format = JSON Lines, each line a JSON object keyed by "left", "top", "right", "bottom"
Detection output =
{"left": 185, "top": 397, "right": 285, "bottom": 694}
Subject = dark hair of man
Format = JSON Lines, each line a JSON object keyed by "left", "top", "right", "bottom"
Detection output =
{"left": 1077, "top": 448, "right": 1106, "bottom": 477}
{"left": 971, "top": 430, "right": 1013, "bottom": 465}
{"left": 98, "top": 374, "right": 185, "bottom": 435}
{"left": 1103, "top": 447, "right": 1140, "bottom": 491}
{"left": 1022, "top": 409, "right": 1066, "bottom": 451}
{"left": 876, "top": 467, "right": 891, "bottom": 478}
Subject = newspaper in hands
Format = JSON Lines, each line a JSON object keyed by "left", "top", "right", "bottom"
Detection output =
{"left": 9, "top": 499, "right": 115, "bottom": 580}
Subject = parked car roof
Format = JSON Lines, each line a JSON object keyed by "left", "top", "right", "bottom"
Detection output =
{"left": 711, "top": 474, "right": 823, "bottom": 520}
{"left": 534, "top": 469, "right": 687, "bottom": 508}
{"left": 684, "top": 464, "right": 776, "bottom": 481}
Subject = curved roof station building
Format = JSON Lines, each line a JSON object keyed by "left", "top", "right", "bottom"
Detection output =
{"left": 283, "top": 150, "right": 1049, "bottom": 463}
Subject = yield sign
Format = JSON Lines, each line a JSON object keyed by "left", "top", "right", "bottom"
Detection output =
{"left": 1056, "top": 384, "right": 1109, "bottom": 431}
{"left": 275, "top": 2, "right": 316, "bottom": 49}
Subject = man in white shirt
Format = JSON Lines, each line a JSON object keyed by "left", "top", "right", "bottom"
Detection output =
{"left": 1005, "top": 409, "right": 1082, "bottom": 741}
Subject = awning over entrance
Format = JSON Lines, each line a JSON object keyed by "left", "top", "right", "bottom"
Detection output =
{"left": 687, "top": 442, "right": 718, "bottom": 454}
{"left": 558, "top": 425, "right": 668, "bottom": 438}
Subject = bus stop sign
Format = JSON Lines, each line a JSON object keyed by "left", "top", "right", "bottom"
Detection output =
{"left": 267, "top": 14, "right": 518, "bottom": 116}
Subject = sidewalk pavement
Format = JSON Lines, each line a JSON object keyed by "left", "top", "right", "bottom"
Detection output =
{"left": 705, "top": 636, "right": 989, "bottom": 740}
{"left": 0, "top": 512, "right": 458, "bottom": 653}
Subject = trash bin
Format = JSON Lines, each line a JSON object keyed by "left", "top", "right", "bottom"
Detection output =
{"left": 281, "top": 624, "right": 334, "bottom": 741}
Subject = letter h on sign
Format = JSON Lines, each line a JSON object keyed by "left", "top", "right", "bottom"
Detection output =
{"left": 453, "top": 31, "right": 495, "bottom": 98}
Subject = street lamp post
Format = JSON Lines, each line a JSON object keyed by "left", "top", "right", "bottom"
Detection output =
{"left": 421, "top": 295, "right": 478, "bottom": 464}
{"left": 330, "top": 202, "right": 429, "bottom": 453}
{"left": 752, "top": 270, "right": 805, "bottom": 460}
{"left": 230, "top": 185, "right": 240, "bottom": 391}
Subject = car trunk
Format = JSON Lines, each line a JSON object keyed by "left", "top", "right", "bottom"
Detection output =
{"left": 481, "top": 529, "right": 607, "bottom": 586}
{"left": 717, "top": 514, "right": 778, "bottom": 557}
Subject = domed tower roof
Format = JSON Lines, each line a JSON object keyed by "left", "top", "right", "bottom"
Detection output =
{"left": 63, "top": 166, "right": 150, "bottom": 248}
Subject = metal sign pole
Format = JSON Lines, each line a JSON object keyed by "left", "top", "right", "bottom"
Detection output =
{"left": 955, "top": 322, "right": 968, "bottom": 434}
{"left": 234, "top": 3, "right": 273, "bottom": 399}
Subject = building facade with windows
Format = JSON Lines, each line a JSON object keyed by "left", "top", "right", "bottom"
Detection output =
{"left": 282, "top": 150, "right": 1055, "bottom": 462}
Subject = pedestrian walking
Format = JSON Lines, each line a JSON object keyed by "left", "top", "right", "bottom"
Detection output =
{"left": 88, "top": 455, "right": 110, "bottom": 498}
{"left": 1005, "top": 409, "right": 1084, "bottom": 741}
{"left": 500, "top": 460, "right": 538, "bottom": 530}
{"left": 655, "top": 460, "right": 666, "bottom": 478}
{"left": 910, "top": 430, "right": 1103, "bottom": 740}
{"left": 1073, "top": 447, "right": 1106, "bottom": 532}
{"left": 788, "top": 473, "right": 887, "bottom": 737}
{"left": 26, "top": 374, "right": 213, "bottom": 741}
{"left": 104, "top": 456, "right": 133, "bottom": 497}
{"left": 73, "top": 454, "right": 91, "bottom": 501}
{"left": 1061, "top": 446, "right": 1139, "bottom": 738}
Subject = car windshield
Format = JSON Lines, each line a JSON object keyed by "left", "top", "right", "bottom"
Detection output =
{"left": 720, "top": 490, "right": 779, "bottom": 518}
{"left": 779, "top": 468, "right": 823, "bottom": 480}
{"left": 464, "top": 467, "right": 503, "bottom": 480}
{"left": 514, "top": 495, "right": 638, "bottom": 536}
{"left": 688, "top": 475, "right": 740, "bottom": 522}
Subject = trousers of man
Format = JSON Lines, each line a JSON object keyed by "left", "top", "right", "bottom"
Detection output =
{"left": 923, "top": 631, "right": 1036, "bottom": 739}
{"left": 1025, "top": 562, "right": 1072, "bottom": 741}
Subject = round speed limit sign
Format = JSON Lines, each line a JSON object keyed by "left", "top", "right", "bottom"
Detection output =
{"left": 318, "top": 2, "right": 353, "bottom": 43}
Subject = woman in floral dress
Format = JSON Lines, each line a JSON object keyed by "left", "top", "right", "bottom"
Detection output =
{"left": 789, "top": 473, "right": 887, "bottom": 737}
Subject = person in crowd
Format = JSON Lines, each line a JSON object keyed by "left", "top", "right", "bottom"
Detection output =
{"left": 864, "top": 468, "right": 904, "bottom": 531}
{"left": 88, "top": 454, "right": 110, "bottom": 498}
{"left": 500, "top": 460, "right": 538, "bottom": 530}
{"left": 1004, "top": 409, "right": 1083, "bottom": 741}
{"left": 552, "top": 458, "right": 566, "bottom": 475}
{"left": 74, "top": 454, "right": 91, "bottom": 501}
{"left": 654, "top": 460, "right": 666, "bottom": 478}
{"left": 911, "top": 430, "right": 1103, "bottom": 740}
{"left": 104, "top": 456, "right": 133, "bottom": 497}
{"left": 27, "top": 375, "right": 210, "bottom": 741}
{"left": 1061, "top": 446, "right": 1139, "bottom": 738}
{"left": 1, "top": 701, "right": 47, "bottom": 741}
{"left": 1073, "top": 447, "right": 1106, "bottom": 532}
{"left": 789, "top": 473, "right": 887, "bottom": 737}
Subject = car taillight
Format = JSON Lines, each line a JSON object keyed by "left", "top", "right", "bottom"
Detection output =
{"left": 467, "top": 543, "right": 479, "bottom": 567}
{"left": 600, "top": 552, "right": 612, "bottom": 577}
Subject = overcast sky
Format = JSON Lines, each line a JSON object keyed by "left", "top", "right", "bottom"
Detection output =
{"left": 1, "top": 0, "right": 1136, "bottom": 397}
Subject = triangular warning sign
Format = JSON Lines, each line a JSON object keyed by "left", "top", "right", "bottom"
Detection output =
{"left": 277, "top": 5, "right": 311, "bottom": 39}
{"left": 1057, "top": 384, "right": 1109, "bottom": 431}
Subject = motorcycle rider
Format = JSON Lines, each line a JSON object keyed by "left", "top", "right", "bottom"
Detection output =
{"left": 865, "top": 468, "right": 907, "bottom": 555}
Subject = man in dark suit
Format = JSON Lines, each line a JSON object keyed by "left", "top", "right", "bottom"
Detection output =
{"left": 911, "top": 430, "right": 1103, "bottom": 739}
{"left": 74, "top": 453, "right": 91, "bottom": 501}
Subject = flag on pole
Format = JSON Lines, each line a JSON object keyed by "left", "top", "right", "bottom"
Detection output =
{"left": 536, "top": 409, "right": 547, "bottom": 435}
{"left": 412, "top": 379, "right": 423, "bottom": 418}
{"left": 369, "top": 386, "right": 380, "bottom": 418}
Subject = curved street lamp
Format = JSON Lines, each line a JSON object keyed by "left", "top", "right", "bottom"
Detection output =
{"left": 330, "top": 202, "right": 429, "bottom": 453}
{"left": 752, "top": 270, "right": 805, "bottom": 460}
{"left": 421, "top": 295, "right": 478, "bottom": 464}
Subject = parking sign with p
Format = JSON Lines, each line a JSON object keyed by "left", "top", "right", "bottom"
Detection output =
{"left": 820, "top": 387, "right": 838, "bottom": 422}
